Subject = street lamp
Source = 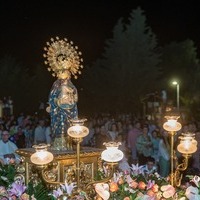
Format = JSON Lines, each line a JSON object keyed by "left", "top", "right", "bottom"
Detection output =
{"left": 172, "top": 81, "right": 180, "bottom": 110}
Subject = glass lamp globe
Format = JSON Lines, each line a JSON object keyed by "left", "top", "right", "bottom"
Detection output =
{"left": 101, "top": 142, "right": 124, "bottom": 163}
{"left": 30, "top": 144, "right": 54, "bottom": 165}
{"left": 67, "top": 118, "right": 89, "bottom": 138}
{"left": 163, "top": 115, "right": 182, "bottom": 132}
{"left": 177, "top": 142, "right": 197, "bottom": 154}
{"left": 177, "top": 132, "right": 197, "bottom": 154}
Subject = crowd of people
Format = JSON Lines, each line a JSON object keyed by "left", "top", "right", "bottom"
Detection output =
{"left": 0, "top": 111, "right": 200, "bottom": 178}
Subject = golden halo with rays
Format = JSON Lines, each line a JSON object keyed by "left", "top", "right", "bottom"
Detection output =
{"left": 43, "top": 36, "right": 83, "bottom": 79}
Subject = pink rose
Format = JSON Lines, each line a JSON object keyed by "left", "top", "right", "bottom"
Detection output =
{"left": 161, "top": 185, "right": 175, "bottom": 198}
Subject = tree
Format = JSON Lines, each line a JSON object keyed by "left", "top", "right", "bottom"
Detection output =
{"left": 83, "top": 7, "right": 161, "bottom": 114}
{"left": 158, "top": 39, "right": 200, "bottom": 112}
{"left": 0, "top": 55, "right": 34, "bottom": 114}
{"left": 0, "top": 56, "right": 53, "bottom": 115}
{"left": 30, "top": 64, "right": 53, "bottom": 113}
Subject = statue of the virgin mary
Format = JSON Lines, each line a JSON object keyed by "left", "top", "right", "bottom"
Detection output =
{"left": 43, "top": 37, "right": 83, "bottom": 150}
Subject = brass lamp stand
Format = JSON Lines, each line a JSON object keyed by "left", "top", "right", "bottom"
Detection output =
{"left": 86, "top": 141, "right": 124, "bottom": 189}
{"left": 163, "top": 115, "right": 197, "bottom": 187}
{"left": 67, "top": 119, "right": 89, "bottom": 190}
{"left": 30, "top": 119, "right": 124, "bottom": 199}
{"left": 30, "top": 119, "right": 90, "bottom": 191}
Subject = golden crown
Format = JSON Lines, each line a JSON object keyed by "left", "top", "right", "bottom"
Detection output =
{"left": 43, "top": 37, "right": 83, "bottom": 79}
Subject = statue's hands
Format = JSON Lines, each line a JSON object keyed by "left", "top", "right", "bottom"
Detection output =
{"left": 54, "top": 98, "right": 65, "bottom": 107}
{"left": 56, "top": 97, "right": 76, "bottom": 110}
{"left": 54, "top": 98, "right": 62, "bottom": 107}
{"left": 57, "top": 98, "right": 68, "bottom": 106}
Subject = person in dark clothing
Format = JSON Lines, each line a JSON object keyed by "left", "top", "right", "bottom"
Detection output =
{"left": 15, "top": 126, "right": 26, "bottom": 148}
{"left": 95, "top": 125, "right": 110, "bottom": 149}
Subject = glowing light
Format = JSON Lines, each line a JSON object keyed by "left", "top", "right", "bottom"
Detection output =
{"left": 172, "top": 81, "right": 178, "bottom": 85}
{"left": 163, "top": 116, "right": 182, "bottom": 132}
{"left": 30, "top": 144, "right": 54, "bottom": 165}
{"left": 177, "top": 132, "right": 197, "bottom": 154}
{"left": 101, "top": 142, "right": 124, "bottom": 163}
{"left": 67, "top": 119, "right": 89, "bottom": 138}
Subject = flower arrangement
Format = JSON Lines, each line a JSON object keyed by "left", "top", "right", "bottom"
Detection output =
{"left": 0, "top": 163, "right": 86, "bottom": 200}
{"left": 0, "top": 163, "right": 54, "bottom": 200}
{"left": 93, "top": 164, "right": 200, "bottom": 200}
{"left": 1, "top": 163, "right": 200, "bottom": 200}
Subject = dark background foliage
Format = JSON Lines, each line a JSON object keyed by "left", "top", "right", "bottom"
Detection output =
{"left": 1, "top": 2, "right": 200, "bottom": 118}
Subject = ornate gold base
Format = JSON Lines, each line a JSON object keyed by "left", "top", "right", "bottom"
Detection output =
{"left": 16, "top": 147, "right": 103, "bottom": 187}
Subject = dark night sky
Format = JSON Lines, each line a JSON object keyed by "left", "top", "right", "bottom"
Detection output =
{"left": 0, "top": 0, "right": 200, "bottom": 68}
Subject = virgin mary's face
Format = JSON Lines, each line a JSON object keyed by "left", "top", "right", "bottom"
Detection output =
{"left": 57, "top": 70, "right": 71, "bottom": 80}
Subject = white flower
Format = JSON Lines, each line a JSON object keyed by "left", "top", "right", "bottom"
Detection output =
{"left": 191, "top": 175, "right": 200, "bottom": 187}
{"left": 103, "top": 165, "right": 108, "bottom": 175}
{"left": 179, "top": 197, "right": 187, "bottom": 200}
{"left": 31, "top": 195, "right": 37, "bottom": 200}
{"left": 130, "top": 164, "right": 143, "bottom": 175}
{"left": 113, "top": 172, "right": 123, "bottom": 183}
{"left": 125, "top": 174, "right": 133, "bottom": 184}
{"left": 160, "top": 184, "right": 176, "bottom": 198}
{"left": 135, "top": 194, "right": 155, "bottom": 200}
{"left": 61, "top": 181, "right": 76, "bottom": 196}
{"left": 0, "top": 176, "right": 8, "bottom": 181}
{"left": 154, "top": 172, "right": 160, "bottom": 179}
{"left": 95, "top": 183, "right": 110, "bottom": 200}
{"left": 51, "top": 187, "right": 63, "bottom": 198}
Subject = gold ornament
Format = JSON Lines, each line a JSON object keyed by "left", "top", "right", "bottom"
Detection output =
{"left": 43, "top": 36, "right": 83, "bottom": 79}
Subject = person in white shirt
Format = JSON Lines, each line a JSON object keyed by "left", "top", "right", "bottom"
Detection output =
{"left": 107, "top": 123, "right": 118, "bottom": 141}
{"left": 45, "top": 120, "right": 52, "bottom": 145}
{"left": 0, "top": 130, "right": 20, "bottom": 164}
{"left": 34, "top": 120, "right": 46, "bottom": 144}
{"left": 140, "top": 157, "right": 157, "bottom": 176}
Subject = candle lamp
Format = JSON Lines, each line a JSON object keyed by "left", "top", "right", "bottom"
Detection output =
{"left": 30, "top": 119, "right": 123, "bottom": 199}
{"left": 163, "top": 115, "right": 197, "bottom": 186}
